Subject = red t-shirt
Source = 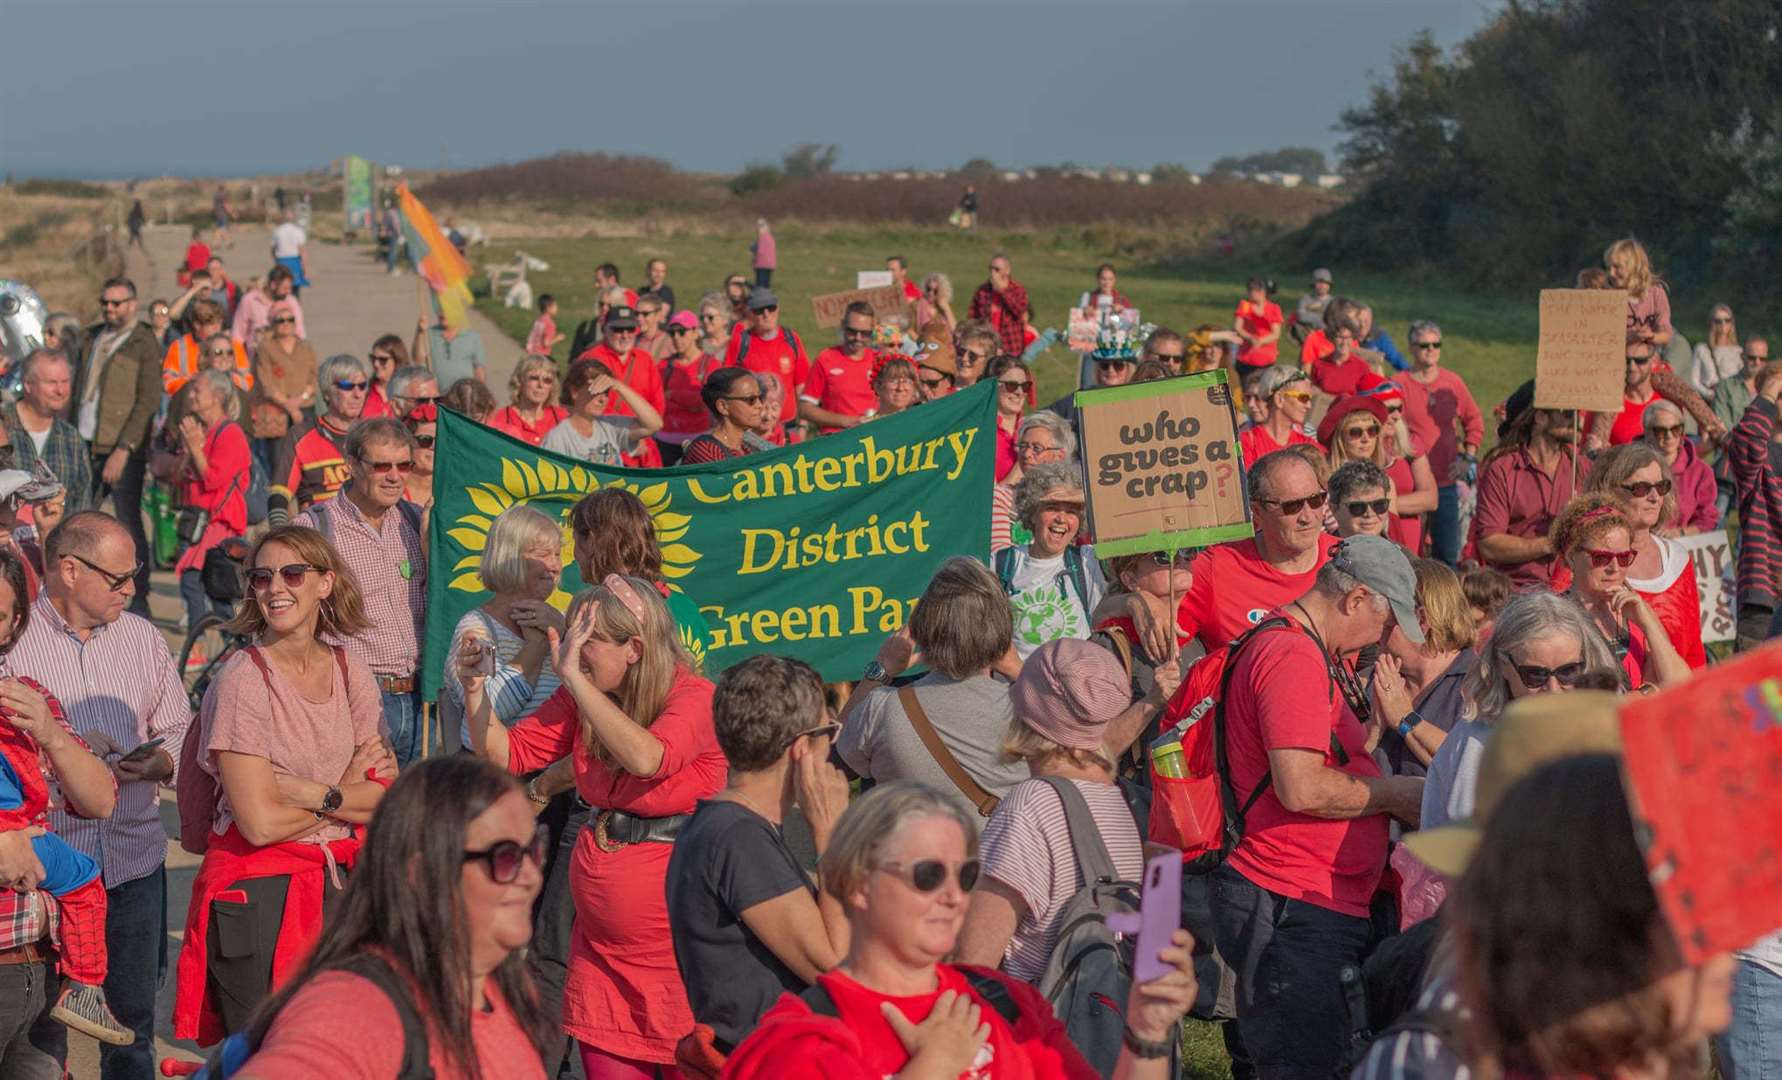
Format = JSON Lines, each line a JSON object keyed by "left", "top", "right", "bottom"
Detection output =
{"left": 802, "top": 347, "right": 879, "bottom": 432}
{"left": 900, "top": 279, "right": 922, "bottom": 302}
{"left": 1223, "top": 622, "right": 1390, "bottom": 917}
{"left": 723, "top": 965, "right": 1099, "bottom": 1080}
{"left": 580, "top": 343, "right": 666, "bottom": 416}
{"left": 1176, "top": 533, "right": 1339, "bottom": 651}
{"left": 725, "top": 330, "right": 808, "bottom": 428}
{"left": 488, "top": 405, "right": 568, "bottom": 447}
{"left": 1384, "top": 454, "right": 1422, "bottom": 553}
{"left": 1237, "top": 424, "right": 1319, "bottom": 469}
{"left": 1310, "top": 355, "right": 1373, "bottom": 396}
{"left": 1588, "top": 391, "right": 1661, "bottom": 447}
{"left": 239, "top": 970, "right": 546, "bottom": 1080}
{"left": 1234, "top": 299, "right": 1284, "bottom": 367}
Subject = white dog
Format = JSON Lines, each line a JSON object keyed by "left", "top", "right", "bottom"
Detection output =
{"left": 489, "top": 251, "right": 551, "bottom": 309}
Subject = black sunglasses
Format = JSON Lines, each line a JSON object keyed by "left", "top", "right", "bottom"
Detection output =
{"left": 463, "top": 824, "right": 550, "bottom": 885}
{"left": 1508, "top": 658, "right": 1586, "bottom": 691}
{"left": 723, "top": 393, "right": 764, "bottom": 404}
{"left": 1256, "top": 492, "right": 1328, "bottom": 514}
{"left": 99, "top": 296, "right": 133, "bottom": 308}
{"left": 921, "top": 375, "right": 949, "bottom": 388}
{"left": 1345, "top": 497, "right": 1391, "bottom": 517}
{"left": 69, "top": 553, "right": 142, "bottom": 592}
{"left": 271, "top": 317, "right": 296, "bottom": 325}
{"left": 1413, "top": 340, "right": 1442, "bottom": 350}
{"left": 875, "top": 858, "right": 981, "bottom": 893}
{"left": 781, "top": 721, "right": 840, "bottom": 753}
{"left": 843, "top": 327, "right": 875, "bottom": 338}
{"left": 246, "top": 563, "right": 321, "bottom": 591}
{"left": 753, "top": 305, "right": 779, "bottom": 315}
{"left": 1621, "top": 478, "right": 1673, "bottom": 497}
{"left": 335, "top": 379, "right": 369, "bottom": 392}
{"left": 412, "top": 434, "right": 436, "bottom": 448}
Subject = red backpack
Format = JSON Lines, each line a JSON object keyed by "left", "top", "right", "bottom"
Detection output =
{"left": 1146, "top": 616, "right": 1296, "bottom": 871}
{"left": 176, "top": 646, "right": 351, "bottom": 855}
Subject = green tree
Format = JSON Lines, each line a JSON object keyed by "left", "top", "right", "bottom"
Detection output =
{"left": 781, "top": 144, "right": 840, "bottom": 179}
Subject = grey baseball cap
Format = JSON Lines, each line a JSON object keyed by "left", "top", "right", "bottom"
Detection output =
{"left": 1311, "top": 267, "right": 1333, "bottom": 284}
{"left": 746, "top": 288, "right": 780, "bottom": 312}
{"left": 1328, "top": 534, "right": 1423, "bottom": 644}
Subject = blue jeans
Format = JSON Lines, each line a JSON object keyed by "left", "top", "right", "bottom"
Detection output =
{"left": 1430, "top": 483, "right": 1462, "bottom": 565}
{"left": 1716, "top": 958, "right": 1782, "bottom": 1079}
{"left": 1210, "top": 865, "right": 1374, "bottom": 1080}
{"left": 379, "top": 687, "right": 431, "bottom": 768}
{"left": 102, "top": 865, "right": 166, "bottom": 1080}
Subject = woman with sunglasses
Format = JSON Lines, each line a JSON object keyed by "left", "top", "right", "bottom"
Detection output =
{"left": 359, "top": 334, "right": 409, "bottom": 419}
{"left": 1090, "top": 548, "right": 1201, "bottom": 755}
{"left": 1420, "top": 591, "right": 1618, "bottom": 832}
{"left": 229, "top": 755, "right": 553, "bottom": 1079}
{"left": 1578, "top": 442, "right": 1709, "bottom": 669}
{"left": 913, "top": 272, "right": 956, "bottom": 334}
{"left": 541, "top": 359, "right": 663, "bottom": 467}
{"left": 489, "top": 355, "right": 567, "bottom": 446}
{"left": 463, "top": 577, "right": 721, "bottom": 1079}
{"left": 248, "top": 301, "right": 318, "bottom": 457}
{"left": 1320, "top": 392, "right": 1437, "bottom": 551}
{"left": 1550, "top": 494, "right": 1689, "bottom": 693}
{"left": 1638, "top": 399, "right": 1718, "bottom": 534}
{"left": 657, "top": 311, "right": 725, "bottom": 465}
{"left": 680, "top": 367, "right": 771, "bottom": 465}
{"left": 1238, "top": 364, "right": 1320, "bottom": 468}
{"left": 173, "top": 525, "right": 395, "bottom": 1042}
{"left": 400, "top": 403, "right": 439, "bottom": 530}
{"left": 725, "top": 780, "right": 1200, "bottom": 1080}
{"left": 987, "top": 356, "right": 1034, "bottom": 483}
{"left": 668, "top": 656, "right": 852, "bottom": 1072}
{"left": 1691, "top": 302, "right": 1743, "bottom": 396}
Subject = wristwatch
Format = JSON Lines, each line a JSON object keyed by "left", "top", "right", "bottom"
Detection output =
{"left": 1397, "top": 710, "right": 1422, "bottom": 739}
{"left": 1122, "top": 1023, "right": 1174, "bottom": 1060}
{"left": 862, "top": 660, "right": 888, "bottom": 683}
{"left": 319, "top": 786, "right": 344, "bottom": 815}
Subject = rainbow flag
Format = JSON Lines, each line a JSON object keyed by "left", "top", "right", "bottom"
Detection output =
{"left": 396, "top": 182, "right": 474, "bottom": 333}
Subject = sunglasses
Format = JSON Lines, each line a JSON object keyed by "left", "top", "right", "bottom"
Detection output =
{"left": 1344, "top": 424, "right": 1381, "bottom": 439}
{"left": 1279, "top": 391, "right": 1314, "bottom": 404}
{"left": 1413, "top": 340, "right": 1442, "bottom": 350}
{"left": 1145, "top": 549, "right": 1195, "bottom": 566}
{"left": 668, "top": 326, "right": 695, "bottom": 335}
{"left": 99, "top": 297, "right": 133, "bottom": 307}
{"left": 753, "top": 306, "right": 779, "bottom": 315}
{"left": 921, "top": 376, "right": 949, "bottom": 388}
{"left": 1256, "top": 491, "right": 1327, "bottom": 514}
{"left": 1644, "top": 424, "right": 1685, "bottom": 439}
{"left": 413, "top": 434, "right": 436, "bottom": 449}
{"left": 463, "top": 823, "right": 550, "bottom": 885}
{"left": 370, "top": 353, "right": 395, "bottom": 364}
{"left": 843, "top": 327, "right": 875, "bottom": 338}
{"left": 1509, "top": 658, "right": 1586, "bottom": 690}
{"left": 874, "top": 858, "right": 981, "bottom": 893}
{"left": 1745, "top": 353, "right": 1769, "bottom": 363}
{"left": 1627, "top": 354, "right": 1653, "bottom": 365}
{"left": 271, "top": 317, "right": 296, "bottom": 325}
{"left": 961, "top": 350, "right": 990, "bottom": 364}
{"left": 335, "top": 380, "right": 368, "bottom": 392}
{"left": 1345, "top": 497, "right": 1391, "bottom": 517}
{"left": 360, "top": 457, "right": 414, "bottom": 474}
{"left": 246, "top": 563, "right": 321, "bottom": 591}
{"left": 206, "top": 347, "right": 234, "bottom": 358}
{"left": 69, "top": 553, "right": 141, "bottom": 592}
{"left": 1621, "top": 478, "right": 1673, "bottom": 498}
{"left": 1583, "top": 547, "right": 1637, "bottom": 569}
{"left": 999, "top": 379, "right": 1031, "bottom": 391}
{"left": 723, "top": 393, "right": 764, "bottom": 404}
{"left": 781, "top": 721, "right": 841, "bottom": 753}
{"left": 1150, "top": 352, "right": 1186, "bottom": 363}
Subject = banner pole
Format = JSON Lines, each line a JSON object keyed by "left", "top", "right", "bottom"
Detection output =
{"left": 1572, "top": 410, "right": 1580, "bottom": 490}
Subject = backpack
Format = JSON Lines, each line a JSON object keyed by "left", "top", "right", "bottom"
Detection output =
{"left": 309, "top": 497, "right": 424, "bottom": 545}
{"left": 176, "top": 646, "right": 352, "bottom": 855}
{"left": 1145, "top": 617, "right": 1295, "bottom": 872}
{"left": 993, "top": 544, "right": 1093, "bottom": 614}
{"left": 192, "top": 952, "right": 433, "bottom": 1079}
{"left": 1032, "top": 775, "right": 1159, "bottom": 1079}
{"left": 732, "top": 327, "right": 804, "bottom": 370}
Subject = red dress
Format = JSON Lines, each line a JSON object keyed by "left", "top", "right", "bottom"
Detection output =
{"left": 1548, "top": 537, "right": 1706, "bottom": 670}
{"left": 504, "top": 669, "right": 723, "bottom": 1062}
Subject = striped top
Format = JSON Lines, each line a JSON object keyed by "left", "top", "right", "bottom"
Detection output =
{"left": 295, "top": 493, "right": 427, "bottom": 678}
{"left": 444, "top": 607, "right": 560, "bottom": 743}
{"left": 1349, "top": 972, "right": 1469, "bottom": 1080}
{"left": 1725, "top": 396, "right": 1782, "bottom": 607}
{"left": 977, "top": 776, "right": 1144, "bottom": 982}
{"left": 11, "top": 595, "right": 192, "bottom": 888}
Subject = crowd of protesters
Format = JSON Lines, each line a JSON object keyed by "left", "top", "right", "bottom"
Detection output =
{"left": 0, "top": 231, "right": 1773, "bottom": 1080}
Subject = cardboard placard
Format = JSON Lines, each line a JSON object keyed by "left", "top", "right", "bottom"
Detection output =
{"left": 1619, "top": 645, "right": 1782, "bottom": 965}
{"left": 1676, "top": 530, "right": 1737, "bottom": 644}
{"left": 1534, "top": 288, "right": 1628, "bottom": 412}
{"left": 855, "top": 270, "right": 893, "bottom": 289}
{"left": 1074, "top": 371, "right": 1252, "bottom": 556}
{"left": 810, "top": 285, "right": 910, "bottom": 328}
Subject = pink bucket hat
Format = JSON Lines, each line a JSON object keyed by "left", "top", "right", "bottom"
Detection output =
{"left": 1010, "top": 639, "right": 1132, "bottom": 751}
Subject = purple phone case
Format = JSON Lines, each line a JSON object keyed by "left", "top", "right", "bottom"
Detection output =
{"left": 1131, "top": 852, "right": 1183, "bottom": 984}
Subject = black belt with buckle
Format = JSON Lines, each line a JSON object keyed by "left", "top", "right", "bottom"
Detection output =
{"left": 591, "top": 808, "right": 691, "bottom": 851}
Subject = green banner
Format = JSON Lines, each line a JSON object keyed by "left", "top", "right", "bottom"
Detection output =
{"left": 421, "top": 381, "right": 999, "bottom": 697}
{"left": 343, "top": 155, "right": 374, "bottom": 231}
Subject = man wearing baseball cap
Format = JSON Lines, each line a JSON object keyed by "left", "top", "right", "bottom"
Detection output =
{"left": 1208, "top": 534, "right": 1427, "bottom": 1079}
{"left": 724, "top": 288, "right": 808, "bottom": 443}
{"left": 582, "top": 304, "right": 666, "bottom": 467}
{"left": 1292, "top": 267, "right": 1335, "bottom": 344}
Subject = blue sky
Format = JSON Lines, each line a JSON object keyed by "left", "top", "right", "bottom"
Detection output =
{"left": 3, "top": 0, "right": 1496, "bottom": 179}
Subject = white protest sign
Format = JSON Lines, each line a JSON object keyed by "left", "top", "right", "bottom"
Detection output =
{"left": 1676, "top": 529, "right": 1736, "bottom": 644}
{"left": 856, "top": 270, "right": 893, "bottom": 289}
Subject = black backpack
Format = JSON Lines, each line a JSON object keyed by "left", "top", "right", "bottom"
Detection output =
{"left": 193, "top": 953, "right": 433, "bottom": 1079}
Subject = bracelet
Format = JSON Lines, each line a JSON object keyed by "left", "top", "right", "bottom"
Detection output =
{"left": 525, "top": 777, "right": 550, "bottom": 805}
{"left": 1122, "top": 1023, "right": 1174, "bottom": 1060}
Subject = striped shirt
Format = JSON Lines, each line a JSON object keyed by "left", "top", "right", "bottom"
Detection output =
{"left": 1725, "top": 396, "right": 1782, "bottom": 607}
{"left": 977, "top": 776, "right": 1144, "bottom": 982}
{"left": 444, "top": 608, "right": 559, "bottom": 742}
{"left": 296, "top": 493, "right": 427, "bottom": 678}
{"left": 1349, "top": 973, "right": 1468, "bottom": 1080}
{"left": 12, "top": 596, "right": 191, "bottom": 889}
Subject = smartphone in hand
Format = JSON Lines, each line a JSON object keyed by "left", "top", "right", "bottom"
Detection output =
{"left": 118, "top": 736, "right": 166, "bottom": 764}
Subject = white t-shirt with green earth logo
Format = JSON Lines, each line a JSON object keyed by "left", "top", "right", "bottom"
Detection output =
{"left": 1002, "top": 545, "right": 1107, "bottom": 660}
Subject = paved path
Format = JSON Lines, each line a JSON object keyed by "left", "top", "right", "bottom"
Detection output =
{"left": 58, "top": 226, "right": 528, "bottom": 1077}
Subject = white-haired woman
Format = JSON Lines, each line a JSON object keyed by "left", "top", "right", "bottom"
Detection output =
{"left": 490, "top": 355, "right": 568, "bottom": 447}
{"left": 723, "top": 780, "right": 1198, "bottom": 1080}
{"left": 695, "top": 292, "right": 732, "bottom": 357}
{"left": 445, "top": 504, "right": 565, "bottom": 746}
{"left": 173, "top": 369, "right": 251, "bottom": 633}
{"left": 913, "top": 272, "right": 956, "bottom": 334}
{"left": 992, "top": 412, "right": 1075, "bottom": 551}
{"left": 998, "top": 462, "right": 1107, "bottom": 660}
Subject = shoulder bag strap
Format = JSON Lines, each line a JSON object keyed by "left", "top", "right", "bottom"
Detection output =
{"left": 332, "top": 955, "right": 434, "bottom": 1080}
{"left": 243, "top": 645, "right": 273, "bottom": 686}
{"left": 956, "top": 969, "right": 1023, "bottom": 1026}
{"left": 799, "top": 980, "right": 839, "bottom": 1018}
{"left": 1061, "top": 544, "right": 1092, "bottom": 612}
{"left": 1101, "top": 623, "right": 1134, "bottom": 676}
{"left": 993, "top": 546, "right": 1017, "bottom": 593}
{"left": 1034, "top": 775, "right": 1119, "bottom": 885}
{"left": 898, "top": 685, "right": 999, "bottom": 817}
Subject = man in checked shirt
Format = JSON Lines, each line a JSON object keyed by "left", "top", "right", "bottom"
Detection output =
{"left": 10, "top": 512, "right": 191, "bottom": 1079}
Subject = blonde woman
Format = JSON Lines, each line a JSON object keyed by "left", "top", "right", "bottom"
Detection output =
{"left": 913, "top": 272, "right": 956, "bottom": 333}
{"left": 1604, "top": 237, "right": 1672, "bottom": 350}
{"left": 1690, "top": 302, "right": 1743, "bottom": 396}
{"left": 463, "top": 577, "right": 721, "bottom": 1077}
{"left": 490, "top": 355, "right": 569, "bottom": 446}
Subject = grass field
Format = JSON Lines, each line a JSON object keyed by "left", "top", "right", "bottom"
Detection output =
{"left": 466, "top": 224, "right": 1569, "bottom": 435}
